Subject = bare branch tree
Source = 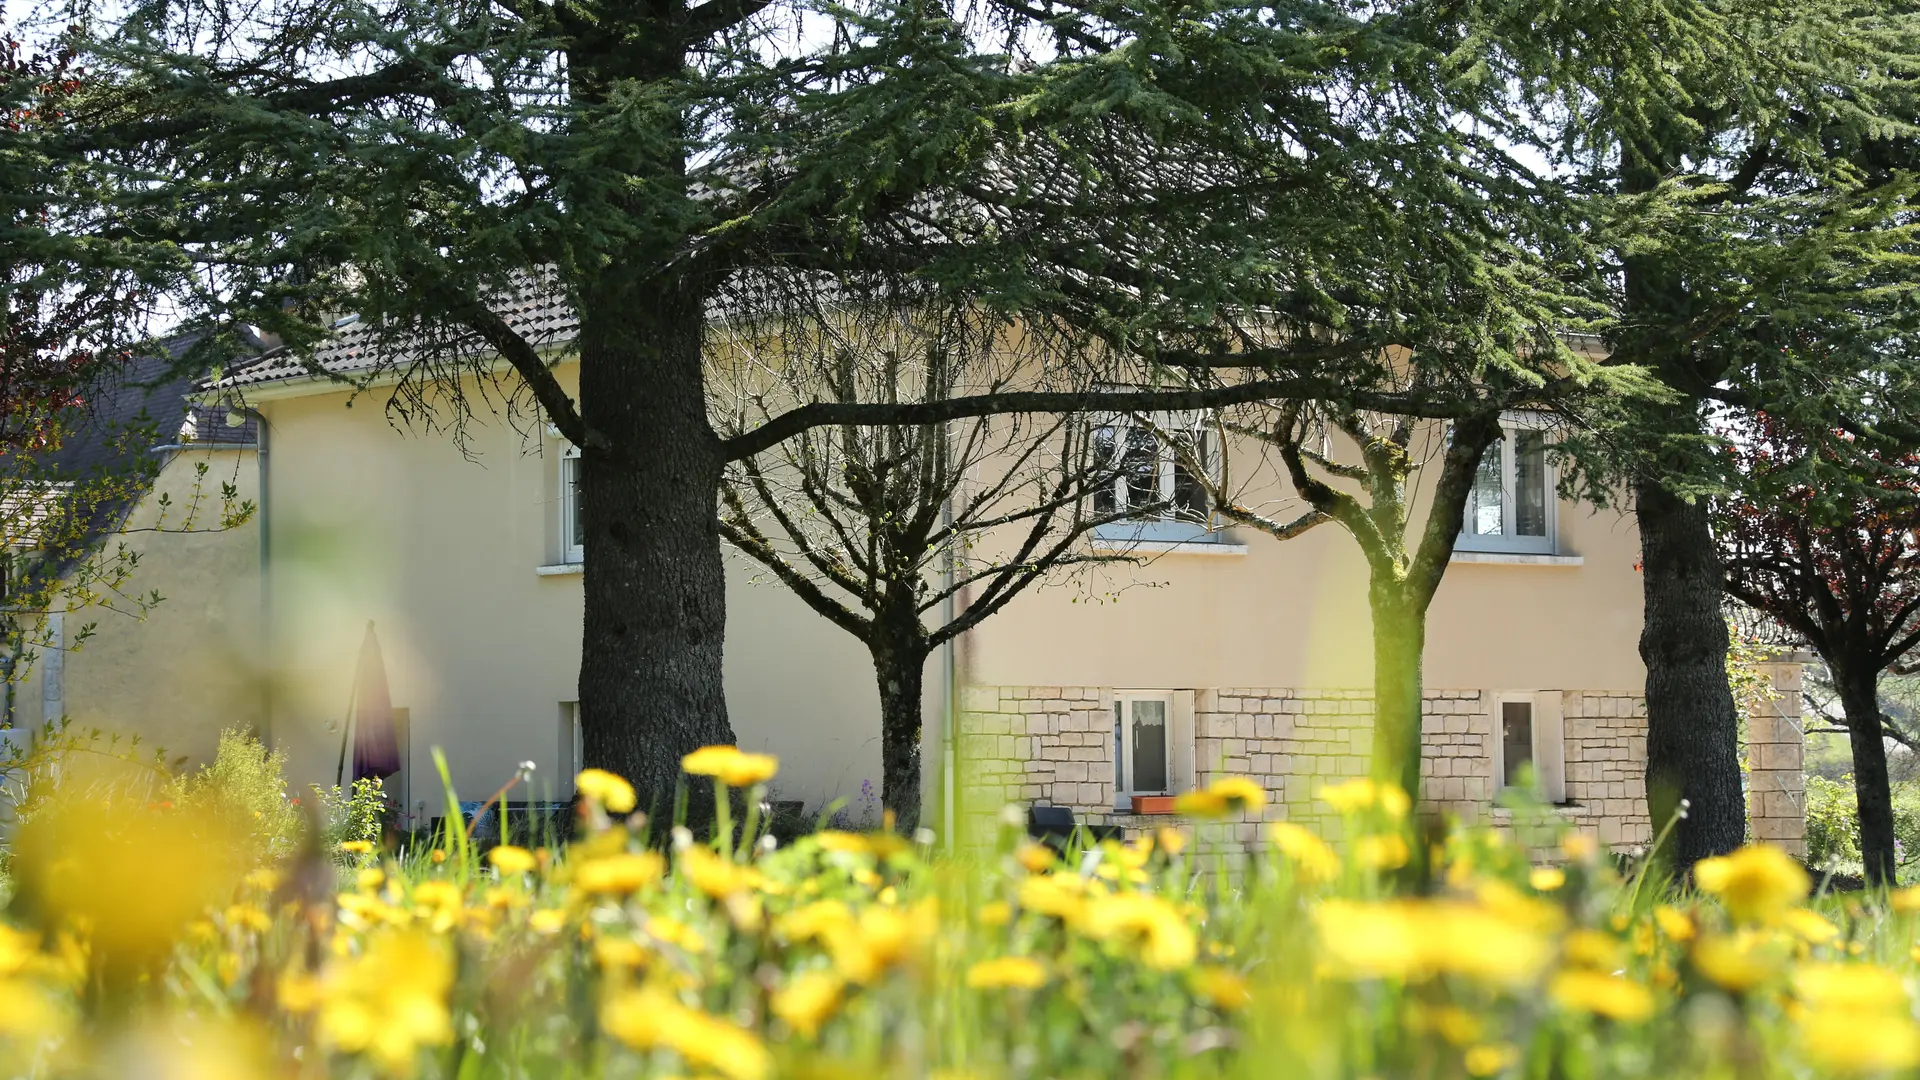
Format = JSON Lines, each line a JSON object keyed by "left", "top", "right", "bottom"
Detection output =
{"left": 712, "top": 284, "right": 1140, "bottom": 827}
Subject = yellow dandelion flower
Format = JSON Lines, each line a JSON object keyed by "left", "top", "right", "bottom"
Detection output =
{"left": 1017, "top": 874, "right": 1089, "bottom": 924}
{"left": 1317, "top": 778, "right": 1380, "bottom": 813}
{"left": 645, "top": 915, "right": 707, "bottom": 954}
{"left": 1562, "top": 929, "right": 1624, "bottom": 971}
{"left": 1795, "top": 962, "right": 1907, "bottom": 1011}
{"left": 430, "top": 849, "right": 447, "bottom": 864}
{"left": 1799, "top": 1008, "right": 1920, "bottom": 1073}
{"left": 1412, "top": 1004, "right": 1482, "bottom": 1045}
{"left": 1780, "top": 908, "right": 1840, "bottom": 945}
{"left": 1155, "top": 827, "right": 1187, "bottom": 855}
{"left": 815, "top": 831, "right": 872, "bottom": 856}
{"left": 1314, "top": 899, "right": 1551, "bottom": 986}
{"left": 1270, "top": 823, "right": 1341, "bottom": 883}
{"left": 1015, "top": 843, "right": 1057, "bottom": 873}
{"left": 1692, "top": 844, "right": 1809, "bottom": 925}
{"left": 1691, "top": 934, "right": 1780, "bottom": 993}
{"left": 977, "top": 901, "right": 1012, "bottom": 927}
{"left": 1561, "top": 832, "right": 1600, "bottom": 862}
{"left": 338, "top": 840, "right": 374, "bottom": 855}
{"left": 223, "top": 904, "right": 273, "bottom": 934}
{"left": 681, "top": 745, "right": 780, "bottom": 787}
{"left": 277, "top": 971, "right": 323, "bottom": 1013}
{"left": 825, "top": 903, "right": 936, "bottom": 984}
{"left": 0, "top": 979, "right": 68, "bottom": 1041}
{"left": 966, "top": 956, "right": 1048, "bottom": 990}
{"left": 1890, "top": 885, "right": 1920, "bottom": 914}
{"left": 678, "top": 846, "right": 764, "bottom": 898}
{"left": 487, "top": 846, "right": 537, "bottom": 876}
{"left": 771, "top": 971, "right": 844, "bottom": 1037}
{"left": 776, "top": 900, "right": 856, "bottom": 944}
{"left": 1081, "top": 892, "right": 1197, "bottom": 971}
{"left": 1551, "top": 970, "right": 1655, "bottom": 1022}
{"left": 1355, "top": 833, "right": 1410, "bottom": 871}
{"left": 1172, "top": 789, "right": 1228, "bottom": 816}
{"left": 529, "top": 909, "right": 568, "bottom": 935}
{"left": 356, "top": 868, "right": 385, "bottom": 892}
{"left": 575, "top": 768, "right": 637, "bottom": 813}
{"left": 315, "top": 931, "right": 456, "bottom": 1074}
{"left": 1317, "top": 778, "right": 1410, "bottom": 817}
{"left": 1189, "top": 966, "right": 1251, "bottom": 1011}
{"left": 1464, "top": 1043, "right": 1520, "bottom": 1077}
{"left": 600, "top": 987, "right": 771, "bottom": 1080}
{"left": 573, "top": 852, "right": 666, "bottom": 896}
{"left": 1653, "top": 905, "right": 1696, "bottom": 943}
{"left": 592, "top": 937, "right": 649, "bottom": 970}
{"left": 1529, "top": 866, "right": 1566, "bottom": 892}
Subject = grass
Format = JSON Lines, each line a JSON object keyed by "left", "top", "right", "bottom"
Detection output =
{"left": 0, "top": 750, "right": 1909, "bottom": 1079}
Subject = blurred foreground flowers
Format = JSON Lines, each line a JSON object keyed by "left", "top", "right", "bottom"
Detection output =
{"left": 0, "top": 744, "right": 1909, "bottom": 1079}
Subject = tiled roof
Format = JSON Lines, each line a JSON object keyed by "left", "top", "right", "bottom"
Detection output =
{"left": 217, "top": 276, "right": 579, "bottom": 389}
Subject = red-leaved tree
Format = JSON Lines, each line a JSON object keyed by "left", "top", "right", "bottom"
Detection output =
{"left": 1719, "top": 412, "right": 1920, "bottom": 884}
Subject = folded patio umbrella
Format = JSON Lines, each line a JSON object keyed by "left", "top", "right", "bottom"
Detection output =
{"left": 335, "top": 621, "right": 401, "bottom": 785}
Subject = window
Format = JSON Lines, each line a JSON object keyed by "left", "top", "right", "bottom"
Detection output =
{"left": 1492, "top": 692, "right": 1566, "bottom": 803}
{"left": 1459, "top": 418, "right": 1555, "bottom": 554}
{"left": 1115, "top": 695, "right": 1171, "bottom": 797}
{"left": 560, "top": 445, "right": 584, "bottom": 564}
{"left": 1091, "top": 416, "right": 1214, "bottom": 522}
{"left": 1499, "top": 699, "right": 1534, "bottom": 786}
{"left": 1111, "top": 690, "right": 1196, "bottom": 807}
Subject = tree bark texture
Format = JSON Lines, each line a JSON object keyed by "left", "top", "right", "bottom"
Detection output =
{"left": 1370, "top": 585, "right": 1427, "bottom": 802}
{"left": 1636, "top": 473, "right": 1747, "bottom": 872}
{"left": 871, "top": 630, "right": 929, "bottom": 834}
{"left": 1834, "top": 659, "right": 1898, "bottom": 885}
{"left": 576, "top": 287, "right": 737, "bottom": 817}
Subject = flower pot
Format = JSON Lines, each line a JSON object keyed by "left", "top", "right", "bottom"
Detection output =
{"left": 1131, "top": 795, "right": 1178, "bottom": 815}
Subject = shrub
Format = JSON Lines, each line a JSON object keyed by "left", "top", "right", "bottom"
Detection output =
{"left": 310, "top": 775, "right": 387, "bottom": 855}
{"left": 167, "top": 727, "right": 306, "bottom": 863}
{"left": 1805, "top": 773, "right": 1861, "bottom": 872}
{"left": 1802, "top": 773, "right": 1920, "bottom": 882}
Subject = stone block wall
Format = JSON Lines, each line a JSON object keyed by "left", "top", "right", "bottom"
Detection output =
{"left": 958, "top": 677, "right": 1800, "bottom": 858}
{"left": 1562, "top": 693, "right": 1653, "bottom": 847}
{"left": 1749, "top": 656, "right": 1809, "bottom": 858}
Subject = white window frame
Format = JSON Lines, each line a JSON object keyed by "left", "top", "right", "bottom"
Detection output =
{"left": 560, "top": 444, "right": 584, "bottom": 564}
{"left": 1091, "top": 413, "right": 1217, "bottom": 522}
{"left": 1110, "top": 690, "right": 1196, "bottom": 809}
{"left": 1458, "top": 413, "right": 1557, "bottom": 555}
{"left": 1491, "top": 691, "right": 1566, "bottom": 803}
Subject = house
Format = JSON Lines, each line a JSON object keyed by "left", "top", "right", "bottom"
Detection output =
{"left": 20, "top": 308, "right": 1808, "bottom": 854}
{"left": 6, "top": 341, "right": 262, "bottom": 766}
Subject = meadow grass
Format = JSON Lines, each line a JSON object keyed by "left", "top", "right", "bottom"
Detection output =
{"left": 0, "top": 748, "right": 1906, "bottom": 1080}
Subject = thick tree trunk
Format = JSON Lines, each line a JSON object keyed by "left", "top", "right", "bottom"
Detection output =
{"left": 1834, "top": 660, "right": 1897, "bottom": 885}
{"left": 1636, "top": 473, "right": 1746, "bottom": 872}
{"left": 1370, "top": 583, "right": 1428, "bottom": 802}
{"left": 575, "top": 288, "right": 736, "bottom": 817}
{"left": 871, "top": 630, "right": 929, "bottom": 833}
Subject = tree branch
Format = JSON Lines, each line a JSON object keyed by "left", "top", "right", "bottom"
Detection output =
{"left": 722, "top": 378, "right": 1481, "bottom": 462}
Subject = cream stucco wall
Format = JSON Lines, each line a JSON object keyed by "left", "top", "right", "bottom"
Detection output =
{"left": 962, "top": 423, "right": 1647, "bottom": 696}
{"left": 21, "top": 444, "right": 264, "bottom": 767}
{"left": 253, "top": 379, "right": 883, "bottom": 820}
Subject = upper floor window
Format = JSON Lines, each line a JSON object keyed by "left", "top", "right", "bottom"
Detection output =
{"left": 1459, "top": 418, "right": 1555, "bottom": 554}
{"left": 561, "top": 445, "right": 584, "bottom": 564}
{"left": 1091, "top": 416, "right": 1214, "bottom": 522}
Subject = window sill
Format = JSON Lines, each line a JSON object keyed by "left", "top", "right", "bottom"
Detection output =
{"left": 1091, "top": 539, "right": 1248, "bottom": 557}
{"left": 536, "top": 563, "right": 584, "bottom": 576}
{"left": 1450, "top": 551, "right": 1583, "bottom": 566}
